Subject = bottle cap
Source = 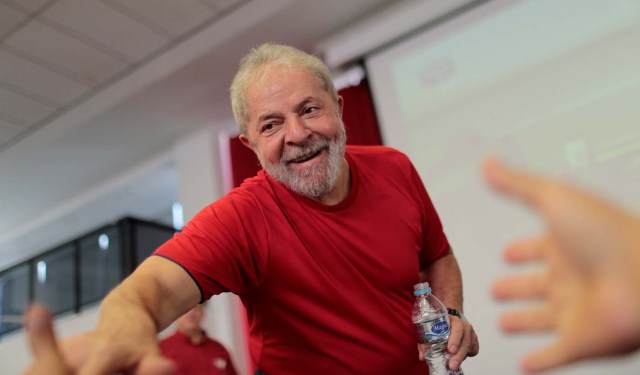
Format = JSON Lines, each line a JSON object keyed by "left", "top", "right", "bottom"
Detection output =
{"left": 413, "top": 282, "right": 431, "bottom": 295}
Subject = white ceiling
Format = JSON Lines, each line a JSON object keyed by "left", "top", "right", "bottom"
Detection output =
{"left": 0, "top": 0, "right": 395, "bottom": 269}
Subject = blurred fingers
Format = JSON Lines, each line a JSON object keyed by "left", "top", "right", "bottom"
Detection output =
{"left": 521, "top": 341, "right": 574, "bottom": 374}
{"left": 137, "top": 355, "right": 176, "bottom": 375}
{"left": 503, "top": 236, "right": 548, "bottom": 264}
{"left": 24, "top": 304, "right": 70, "bottom": 375}
{"left": 482, "top": 158, "right": 548, "bottom": 209}
{"left": 26, "top": 304, "right": 57, "bottom": 357}
{"left": 493, "top": 270, "right": 550, "bottom": 301}
{"left": 499, "top": 306, "right": 554, "bottom": 333}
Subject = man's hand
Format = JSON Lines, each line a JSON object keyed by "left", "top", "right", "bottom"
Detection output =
{"left": 446, "top": 314, "right": 479, "bottom": 370}
{"left": 417, "top": 315, "right": 479, "bottom": 371}
{"left": 25, "top": 304, "right": 175, "bottom": 375}
{"left": 485, "top": 158, "right": 640, "bottom": 373}
{"left": 23, "top": 303, "right": 176, "bottom": 375}
{"left": 23, "top": 257, "right": 200, "bottom": 374}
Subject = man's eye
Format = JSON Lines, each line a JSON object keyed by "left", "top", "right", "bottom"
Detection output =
{"left": 303, "top": 106, "right": 318, "bottom": 115}
{"left": 261, "top": 123, "right": 274, "bottom": 133}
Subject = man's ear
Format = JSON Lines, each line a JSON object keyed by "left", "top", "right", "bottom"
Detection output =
{"left": 239, "top": 134, "right": 254, "bottom": 151}
{"left": 337, "top": 95, "right": 344, "bottom": 116}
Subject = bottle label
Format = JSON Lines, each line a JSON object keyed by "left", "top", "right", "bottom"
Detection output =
{"left": 415, "top": 316, "right": 450, "bottom": 343}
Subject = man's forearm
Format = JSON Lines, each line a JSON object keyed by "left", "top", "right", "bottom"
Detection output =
{"left": 95, "top": 276, "right": 165, "bottom": 342}
{"left": 423, "top": 251, "right": 464, "bottom": 312}
{"left": 96, "top": 256, "right": 201, "bottom": 340}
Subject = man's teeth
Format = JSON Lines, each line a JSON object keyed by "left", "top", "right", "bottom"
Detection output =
{"left": 291, "top": 150, "right": 320, "bottom": 163}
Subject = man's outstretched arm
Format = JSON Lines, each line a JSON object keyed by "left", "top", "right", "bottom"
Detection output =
{"left": 26, "top": 255, "right": 201, "bottom": 374}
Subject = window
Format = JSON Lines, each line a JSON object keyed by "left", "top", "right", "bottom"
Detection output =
{"left": 0, "top": 216, "right": 175, "bottom": 338}
{"left": 78, "top": 226, "right": 122, "bottom": 306}
{"left": 133, "top": 221, "right": 175, "bottom": 267}
{"left": 0, "top": 263, "right": 30, "bottom": 336}
{"left": 32, "top": 245, "right": 76, "bottom": 315}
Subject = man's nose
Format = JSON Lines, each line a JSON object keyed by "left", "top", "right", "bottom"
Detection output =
{"left": 284, "top": 117, "right": 311, "bottom": 144}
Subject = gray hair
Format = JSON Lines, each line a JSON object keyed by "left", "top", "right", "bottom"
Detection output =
{"left": 230, "top": 43, "right": 338, "bottom": 135}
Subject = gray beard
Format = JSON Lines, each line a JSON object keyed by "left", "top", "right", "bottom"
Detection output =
{"left": 262, "top": 127, "right": 347, "bottom": 200}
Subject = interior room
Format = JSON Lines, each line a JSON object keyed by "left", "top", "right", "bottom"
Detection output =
{"left": 1, "top": 0, "right": 639, "bottom": 373}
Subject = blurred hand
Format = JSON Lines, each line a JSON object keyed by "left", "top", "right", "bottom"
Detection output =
{"left": 485, "top": 158, "right": 640, "bottom": 373}
{"left": 23, "top": 304, "right": 176, "bottom": 375}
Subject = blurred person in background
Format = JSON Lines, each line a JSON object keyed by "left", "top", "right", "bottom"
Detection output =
{"left": 159, "top": 303, "right": 238, "bottom": 375}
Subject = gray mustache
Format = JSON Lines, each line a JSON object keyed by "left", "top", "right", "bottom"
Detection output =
{"left": 281, "top": 137, "right": 331, "bottom": 163}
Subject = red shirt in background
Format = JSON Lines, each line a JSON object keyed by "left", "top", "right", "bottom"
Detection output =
{"left": 159, "top": 330, "right": 238, "bottom": 375}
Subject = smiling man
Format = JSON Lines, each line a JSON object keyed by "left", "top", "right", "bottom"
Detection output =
{"left": 233, "top": 49, "right": 349, "bottom": 204}
{"left": 24, "top": 44, "right": 478, "bottom": 375}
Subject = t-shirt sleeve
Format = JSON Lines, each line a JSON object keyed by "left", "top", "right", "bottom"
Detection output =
{"left": 405, "top": 158, "right": 451, "bottom": 269}
{"left": 153, "top": 191, "right": 268, "bottom": 301}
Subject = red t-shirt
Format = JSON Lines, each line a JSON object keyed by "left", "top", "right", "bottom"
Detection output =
{"left": 159, "top": 331, "right": 238, "bottom": 375}
{"left": 155, "top": 145, "right": 450, "bottom": 375}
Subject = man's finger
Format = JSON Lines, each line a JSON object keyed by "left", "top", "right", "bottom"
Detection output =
{"left": 447, "top": 323, "right": 472, "bottom": 371}
{"left": 503, "top": 236, "right": 548, "bottom": 264}
{"left": 446, "top": 317, "right": 465, "bottom": 354}
{"left": 468, "top": 329, "right": 479, "bottom": 357}
{"left": 26, "top": 304, "right": 60, "bottom": 357}
{"left": 482, "top": 158, "right": 547, "bottom": 209}
{"left": 499, "top": 306, "right": 554, "bottom": 333}
{"left": 136, "top": 355, "right": 176, "bottom": 375}
{"left": 24, "top": 304, "right": 69, "bottom": 374}
{"left": 521, "top": 341, "right": 574, "bottom": 373}
{"left": 493, "top": 270, "right": 549, "bottom": 301}
{"left": 417, "top": 343, "right": 426, "bottom": 361}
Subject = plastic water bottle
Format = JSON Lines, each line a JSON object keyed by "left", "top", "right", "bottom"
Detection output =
{"left": 412, "top": 282, "right": 463, "bottom": 375}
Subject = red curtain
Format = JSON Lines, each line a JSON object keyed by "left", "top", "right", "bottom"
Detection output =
{"left": 339, "top": 78, "right": 383, "bottom": 146}
{"left": 228, "top": 136, "right": 261, "bottom": 189}
{"left": 228, "top": 76, "right": 382, "bottom": 188}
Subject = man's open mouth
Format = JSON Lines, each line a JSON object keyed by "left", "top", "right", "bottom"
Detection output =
{"left": 289, "top": 148, "right": 323, "bottom": 164}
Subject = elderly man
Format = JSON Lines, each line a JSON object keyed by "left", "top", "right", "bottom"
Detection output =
{"left": 24, "top": 43, "right": 478, "bottom": 375}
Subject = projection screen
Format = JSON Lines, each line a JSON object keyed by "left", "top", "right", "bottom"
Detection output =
{"left": 366, "top": 0, "right": 640, "bottom": 373}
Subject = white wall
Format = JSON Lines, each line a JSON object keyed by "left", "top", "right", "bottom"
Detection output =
{"left": 364, "top": 0, "right": 640, "bottom": 374}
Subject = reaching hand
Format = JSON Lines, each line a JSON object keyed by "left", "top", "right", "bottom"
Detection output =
{"left": 23, "top": 304, "right": 176, "bottom": 375}
{"left": 484, "top": 158, "right": 640, "bottom": 373}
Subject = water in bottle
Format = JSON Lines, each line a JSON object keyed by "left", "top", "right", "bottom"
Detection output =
{"left": 412, "top": 282, "right": 464, "bottom": 375}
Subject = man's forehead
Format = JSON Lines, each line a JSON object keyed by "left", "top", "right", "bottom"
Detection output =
{"left": 257, "top": 95, "right": 319, "bottom": 116}
{"left": 247, "top": 72, "right": 325, "bottom": 114}
{"left": 253, "top": 64, "right": 323, "bottom": 90}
